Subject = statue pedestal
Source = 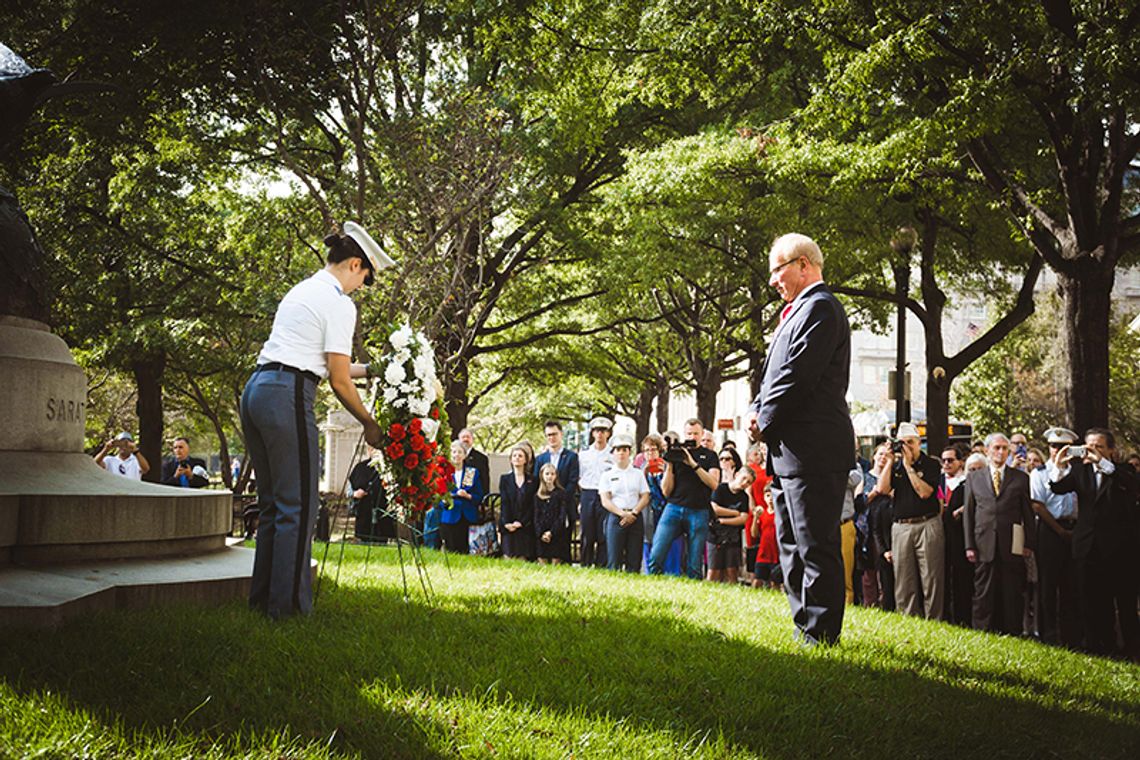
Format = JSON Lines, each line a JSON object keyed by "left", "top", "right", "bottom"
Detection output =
{"left": 0, "top": 316, "right": 250, "bottom": 627}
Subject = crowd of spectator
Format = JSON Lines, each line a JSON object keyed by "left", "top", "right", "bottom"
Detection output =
{"left": 345, "top": 417, "right": 1140, "bottom": 661}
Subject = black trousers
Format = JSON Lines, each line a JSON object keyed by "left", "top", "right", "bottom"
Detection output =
{"left": 772, "top": 471, "right": 847, "bottom": 644}
{"left": 440, "top": 519, "right": 469, "bottom": 554}
{"left": 1077, "top": 545, "right": 1139, "bottom": 655}
{"left": 1036, "top": 521, "right": 1079, "bottom": 646}
{"left": 943, "top": 512, "right": 974, "bottom": 626}
{"left": 972, "top": 549, "right": 1026, "bottom": 635}
{"left": 579, "top": 489, "right": 607, "bottom": 567}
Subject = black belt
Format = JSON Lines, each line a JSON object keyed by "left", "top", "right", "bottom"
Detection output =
{"left": 257, "top": 362, "right": 319, "bottom": 383}
{"left": 896, "top": 513, "right": 938, "bottom": 525}
{"left": 1054, "top": 518, "right": 1077, "bottom": 528}
{"left": 841, "top": 516, "right": 854, "bottom": 525}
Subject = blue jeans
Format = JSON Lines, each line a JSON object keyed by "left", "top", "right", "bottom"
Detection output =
{"left": 648, "top": 503, "right": 708, "bottom": 579}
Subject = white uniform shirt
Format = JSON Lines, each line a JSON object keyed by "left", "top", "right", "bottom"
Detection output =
{"left": 104, "top": 454, "right": 143, "bottom": 480}
{"left": 257, "top": 269, "right": 357, "bottom": 378}
{"left": 600, "top": 463, "right": 648, "bottom": 511}
{"left": 579, "top": 444, "right": 614, "bottom": 490}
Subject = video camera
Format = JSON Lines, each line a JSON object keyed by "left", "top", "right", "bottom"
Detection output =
{"left": 663, "top": 437, "right": 697, "bottom": 465}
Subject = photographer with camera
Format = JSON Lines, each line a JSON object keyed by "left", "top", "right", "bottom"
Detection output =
{"left": 94, "top": 431, "right": 150, "bottom": 480}
{"left": 646, "top": 418, "right": 721, "bottom": 579}
{"left": 876, "top": 422, "right": 945, "bottom": 620}
{"left": 1049, "top": 427, "right": 1140, "bottom": 657}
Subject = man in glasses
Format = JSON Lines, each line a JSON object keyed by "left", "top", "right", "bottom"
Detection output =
{"left": 1031, "top": 426, "right": 1080, "bottom": 647}
{"left": 746, "top": 233, "right": 854, "bottom": 646}
{"left": 534, "top": 420, "right": 580, "bottom": 563}
{"left": 940, "top": 444, "right": 973, "bottom": 626}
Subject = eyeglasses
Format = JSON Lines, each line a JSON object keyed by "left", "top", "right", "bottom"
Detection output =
{"left": 769, "top": 256, "right": 804, "bottom": 275}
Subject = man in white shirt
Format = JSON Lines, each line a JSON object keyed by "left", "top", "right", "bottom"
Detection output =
{"left": 94, "top": 431, "right": 149, "bottom": 480}
{"left": 600, "top": 434, "right": 649, "bottom": 573}
{"left": 578, "top": 416, "right": 615, "bottom": 568}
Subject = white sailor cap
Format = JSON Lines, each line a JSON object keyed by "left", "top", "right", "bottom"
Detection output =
{"left": 589, "top": 416, "right": 614, "bottom": 430}
{"left": 343, "top": 221, "right": 396, "bottom": 272}
{"left": 1044, "top": 426, "right": 1078, "bottom": 444}
{"left": 611, "top": 434, "right": 635, "bottom": 449}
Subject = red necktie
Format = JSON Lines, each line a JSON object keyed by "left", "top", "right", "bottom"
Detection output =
{"left": 779, "top": 303, "right": 793, "bottom": 324}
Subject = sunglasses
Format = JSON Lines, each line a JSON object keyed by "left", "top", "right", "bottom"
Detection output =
{"left": 941, "top": 457, "right": 958, "bottom": 463}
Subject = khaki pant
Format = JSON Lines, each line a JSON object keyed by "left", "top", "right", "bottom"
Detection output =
{"left": 841, "top": 519, "right": 856, "bottom": 603}
{"left": 891, "top": 516, "right": 945, "bottom": 619}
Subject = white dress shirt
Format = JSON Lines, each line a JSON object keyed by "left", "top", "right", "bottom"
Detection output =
{"left": 257, "top": 269, "right": 357, "bottom": 378}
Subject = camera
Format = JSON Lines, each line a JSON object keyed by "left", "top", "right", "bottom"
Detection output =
{"left": 1015, "top": 444, "right": 1028, "bottom": 458}
{"left": 663, "top": 438, "right": 697, "bottom": 465}
{"left": 1068, "top": 445, "right": 1087, "bottom": 459}
{"left": 889, "top": 438, "right": 905, "bottom": 455}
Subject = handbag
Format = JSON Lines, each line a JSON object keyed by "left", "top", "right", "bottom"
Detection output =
{"left": 468, "top": 520, "right": 500, "bottom": 557}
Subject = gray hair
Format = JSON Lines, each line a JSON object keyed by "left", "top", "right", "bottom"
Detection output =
{"left": 984, "top": 432, "right": 1010, "bottom": 448}
{"left": 771, "top": 233, "right": 824, "bottom": 269}
{"left": 966, "top": 452, "right": 987, "bottom": 470}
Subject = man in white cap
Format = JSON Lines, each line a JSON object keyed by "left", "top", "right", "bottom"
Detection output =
{"left": 93, "top": 431, "right": 150, "bottom": 480}
{"left": 1032, "top": 426, "right": 1080, "bottom": 646}
{"left": 878, "top": 422, "right": 945, "bottom": 620}
{"left": 241, "top": 221, "right": 393, "bottom": 620}
{"left": 578, "top": 415, "right": 615, "bottom": 567}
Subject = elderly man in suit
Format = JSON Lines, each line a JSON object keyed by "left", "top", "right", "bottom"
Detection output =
{"left": 534, "top": 420, "right": 580, "bottom": 563}
{"left": 1050, "top": 427, "right": 1140, "bottom": 657}
{"left": 747, "top": 233, "right": 854, "bottom": 646}
{"left": 964, "top": 433, "right": 1036, "bottom": 635}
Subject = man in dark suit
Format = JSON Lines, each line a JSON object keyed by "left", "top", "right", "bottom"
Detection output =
{"left": 747, "top": 233, "right": 854, "bottom": 646}
{"left": 161, "top": 437, "right": 209, "bottom": 488}
{"left": 1049, "top": 427, "right": 1140, "bottom": 656}
{"left": 963, "top": 433, "right": 1036, "bottom": 634}
{"left": 534, "top": 420, "right": 580, "bottom": 563}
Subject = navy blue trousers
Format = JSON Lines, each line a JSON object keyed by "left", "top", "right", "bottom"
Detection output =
{"left": 241, "top": 368, "right": 319, "bottom": 619}
{"left": 772, "top": 472, "right": 847, "bottom": 644}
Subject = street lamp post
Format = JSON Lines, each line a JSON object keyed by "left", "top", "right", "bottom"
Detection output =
{"left": 891, "top": 227, "right": 918, "bottom": 427}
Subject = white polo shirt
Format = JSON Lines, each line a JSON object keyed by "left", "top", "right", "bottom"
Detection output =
{"left": 104, "top": 454, "right": 143, "bottom": 480}
{"left": 579, "top": 444, "right": 614, "bottom": 490}
{"left": 600, "top": 463, "right": 648, "bottom": 511}
{"left": 257, "top": 269, "right": 357, "bottom": 378}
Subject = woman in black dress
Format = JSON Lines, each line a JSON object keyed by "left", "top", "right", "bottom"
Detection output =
{"left": 499, "top": 444, "right": 536, "bottom": 560}
{"left": 533, "top": 463, "right": 569, "bottom": 565}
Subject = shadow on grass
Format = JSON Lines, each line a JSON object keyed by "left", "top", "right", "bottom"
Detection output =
{"left": 1, "top": 561, "right": 1138, "bottom": 759}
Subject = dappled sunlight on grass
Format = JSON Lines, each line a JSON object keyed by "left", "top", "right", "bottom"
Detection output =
{"left": 2, "top": 545, "right": 1138, "bottom": 758}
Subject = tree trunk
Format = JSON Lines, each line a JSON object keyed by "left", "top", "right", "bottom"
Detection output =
{"left": 655, "top": 373, "right": 670, "bottom": 433}
{"left": 1058, "top": 263, "right": 1113, "bottom": 433}
{"left": 925, "top": 372, "right": 951, "bottom": 457}
{"left": 634, "top": 382, "right": 654, "bottom": 444}
{"left": 445, "top": 358, "right": 469, "bottom": 438}
{"left": 132, "top": 353, "right": 166, "bottom": 483}
{"left": 694, "top": 367, "right": 721, "bottom": 430}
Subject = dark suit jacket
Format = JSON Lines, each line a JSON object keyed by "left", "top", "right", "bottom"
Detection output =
{"left": 963, "top": 466, "right": 1036, "bottom": 563}
{"left": 1050, "top": 461, "right": 1140, "bottom": 559}
{"left": 750, "top": 284, "right": 854, "bottom": 477}
{"left": 534, "top": 448, "right": 580, "bottom": 520}
{"left": 465, "top": 447, "right": 490, "bottom": 504}
{"left": 161, "top": 457, "right": 209, "bottom": 488}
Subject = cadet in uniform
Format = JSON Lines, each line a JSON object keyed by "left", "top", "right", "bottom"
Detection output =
{"left": 242, "top": 222, "right": 393, "bottom": 619}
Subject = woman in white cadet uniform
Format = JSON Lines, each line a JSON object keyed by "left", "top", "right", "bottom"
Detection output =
{"left": 242, "top": 222, "right": 393, "bottom": 619}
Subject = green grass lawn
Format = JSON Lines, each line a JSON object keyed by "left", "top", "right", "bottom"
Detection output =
{"left": 2, "top": 545, "right": 1138, "bottom": 759}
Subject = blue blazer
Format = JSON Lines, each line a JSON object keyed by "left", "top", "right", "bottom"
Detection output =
{"left": 441, "top": 465, "right": 483, "bottom": 524}
{"left": 534, "top": 448, "right": 580, "bottom": 520}
{"left": 751, "top": 284, "right": 854, "bottom": 477}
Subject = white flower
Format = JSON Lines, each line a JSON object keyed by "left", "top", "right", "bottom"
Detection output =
{"left": 390, "top": 325, "right": 414, "bottom": 350}
{"left": 385, "top": 361, "right": 406, "bottom": 385}
{"left": 382, "top": 386, "right": 399, "bottom": 403}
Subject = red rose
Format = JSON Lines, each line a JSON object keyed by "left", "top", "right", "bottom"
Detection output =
{"left": 430, "top": 406, "right": 440, "bottom": 419}
{"left": 386, "top": 442, "right": 404, "bottom": 460}
{"left": 389, "top": 423, "right": 406, "bottom": 441}
{"left": 434, "top": 477, "right": 447, "bottom": 494}
{"left": 429, "top": 441, "right": 438, "bottom": 454}
{"left": 409, "top": 418, "right": 422, "bottom": 434}
{"left": 407, "top": 434, "right": 421, "bottom": 452}
{"left": 404, "top": 454, "right": 420, "bottom": 469}
{"left": 422, "top": 471, "right": 433, "bottom": 485}
{"left": 402, "top": 485, "right": 416, "bottom": 496}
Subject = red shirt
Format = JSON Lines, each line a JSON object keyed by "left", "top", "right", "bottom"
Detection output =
{"left": 744, "top": 463, "right": 772, "bottom": 547}
{"left": 756, "top": 509, "right": 779, "bottom": 564}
